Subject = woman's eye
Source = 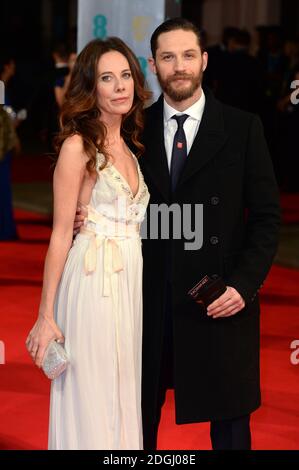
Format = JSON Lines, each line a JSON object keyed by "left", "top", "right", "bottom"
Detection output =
{"left": 101, "top": 75, "right": 111, "bottom": 82}
{"left": 123, "top": 72, "right": 132, "bottom": 79}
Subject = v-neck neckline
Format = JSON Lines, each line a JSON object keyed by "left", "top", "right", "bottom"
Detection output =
{"left": 96, "top": 149, "right": 141, "bottom": 200}
{"left": 110, "top": 160, "right": 140, "bottom": 200}
{"left": 103, "top": 149, "right": 140, "bottom": 200}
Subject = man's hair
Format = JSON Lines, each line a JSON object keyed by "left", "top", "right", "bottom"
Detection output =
{"left": 150, "top": 17, "right": 205, "bottom": 58}
{"left": 221, "top": 26, "right": 239, "bottom": 47}
{"left": 0, "top": 51, "right": 14, "bottom": 76}
{"left": 235, "top": 29, "right": 251, "bottom": 48}
{"left": 52, "top": 43, "right": 70, "bottom": 61}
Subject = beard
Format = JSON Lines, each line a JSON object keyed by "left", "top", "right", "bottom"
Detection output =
{"left": 156, "top": 68, "right": 203, "bottom": 102}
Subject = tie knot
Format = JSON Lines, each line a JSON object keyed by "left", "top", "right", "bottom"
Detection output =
{"left": 172, "top": 114, "right": 189, "bottom": 128}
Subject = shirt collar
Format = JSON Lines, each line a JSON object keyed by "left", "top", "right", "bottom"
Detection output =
{"left": 163, "top": 89, "right": 206, "bottom": 123}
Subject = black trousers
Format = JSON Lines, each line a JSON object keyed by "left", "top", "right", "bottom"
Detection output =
{"left": 142, "top": 284, "right": 251, "bottom": 450}
{"left": 143, "top": 365, "right": 251, "bottom": 450}
{"left": 210, "top": 414, "right": 251, "bottom": 450}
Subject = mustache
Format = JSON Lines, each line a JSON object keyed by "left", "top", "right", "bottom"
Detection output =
{"left": 168, "top": 73, "right": 194, "bottom": 81}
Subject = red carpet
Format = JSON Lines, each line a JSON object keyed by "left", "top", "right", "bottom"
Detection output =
{"left": 0, "top": 209, "right": 299, "bottom": 450}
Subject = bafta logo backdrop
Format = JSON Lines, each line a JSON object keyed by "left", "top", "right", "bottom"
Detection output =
{"left": 78, "top": 0, "right": 166, "bottom": 98}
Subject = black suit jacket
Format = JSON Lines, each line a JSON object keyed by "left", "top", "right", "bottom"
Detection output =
{"left": 139, "top": 89, "right": 280, "bottom": 425}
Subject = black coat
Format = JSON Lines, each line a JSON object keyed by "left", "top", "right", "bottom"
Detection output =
{"left": 139, "top": 89, "right": 280, "bottom": 426}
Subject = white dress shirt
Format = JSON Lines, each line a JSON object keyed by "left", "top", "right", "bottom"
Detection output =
{"left": 163, "top": 90, "right": 206, "bottom": 171}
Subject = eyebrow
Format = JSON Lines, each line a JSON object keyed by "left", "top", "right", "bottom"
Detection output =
{"left": 99, "top": 68, "right": 131, "bottom": 76}
{"left": 160, "top": 49, "right": 198, "bottom": 55}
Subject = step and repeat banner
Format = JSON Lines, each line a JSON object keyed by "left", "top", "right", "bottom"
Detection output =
{"left": 78, "top": 0, "right": 167, "bottom": 99}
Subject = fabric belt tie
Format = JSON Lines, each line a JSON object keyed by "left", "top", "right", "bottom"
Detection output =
{"left": 82, "top": 228, "right": 124, "bottom": 297}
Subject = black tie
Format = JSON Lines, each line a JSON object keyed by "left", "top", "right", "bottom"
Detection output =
{"left": 170, "top": 114, "right": 189, "bottom": 191}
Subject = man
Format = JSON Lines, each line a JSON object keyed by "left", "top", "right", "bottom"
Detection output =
{"left": 139, "top": 18, "right": 280, "bottom": 450}
{"left": 207, "top": 29, "right": 263, "bottom": 113}
{"left": 74, "top": 18, "right": 280, "bottom": 450}
{"left": 46, "top": 43, "right": 70, "bottom": 150}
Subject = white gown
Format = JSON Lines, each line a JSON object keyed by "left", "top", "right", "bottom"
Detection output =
{"left": 48, "top": 151, "right": 150, "bottom": 450}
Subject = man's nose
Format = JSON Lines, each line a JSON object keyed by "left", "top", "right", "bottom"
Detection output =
{"left": 174, "top": 56, "right": 186, "bottom": 72}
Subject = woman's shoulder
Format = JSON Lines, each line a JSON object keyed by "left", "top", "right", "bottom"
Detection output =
{"left": 58, "top": 134, "right": 89, "bottom": 169}
{"left": 62, "top": 133, "right": 84, "bottom": 150}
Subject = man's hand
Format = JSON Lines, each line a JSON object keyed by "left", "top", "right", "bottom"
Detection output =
{"left": 74, "top": 206, "right": 85, "bottom": 235}
{"left": 206, "top": 286, "right": 245, "bottom": 319}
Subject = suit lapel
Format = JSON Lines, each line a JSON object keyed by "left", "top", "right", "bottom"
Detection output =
{"left": 178, "top": 89, "right": 228, "bottom": 188}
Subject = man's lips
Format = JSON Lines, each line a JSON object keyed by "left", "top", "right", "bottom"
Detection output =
{"left": 171, "top": 77, "right": 191, "bottom": 83}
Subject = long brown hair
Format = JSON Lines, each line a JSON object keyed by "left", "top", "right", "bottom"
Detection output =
{"left": 55, "top": 37, "right": 151, "bottom": 172}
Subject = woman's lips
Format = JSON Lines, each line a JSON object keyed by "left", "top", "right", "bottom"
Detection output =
{"left": 112, "top": 97, "right": 129, "bottom": 103}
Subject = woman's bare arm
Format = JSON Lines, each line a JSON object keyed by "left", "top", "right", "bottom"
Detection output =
{"left": 26, "top": 134, "right": 88, "bottom": 366}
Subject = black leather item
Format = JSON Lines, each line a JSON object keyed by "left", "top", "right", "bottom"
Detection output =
{"left": 188, "top": 274, "right": 227, "bottom": 308}
{"left": 170, "top": 114, "right": 189, "bottom": 191}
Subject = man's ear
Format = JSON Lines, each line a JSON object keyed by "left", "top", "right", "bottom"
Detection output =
{"left": 148, "top": 57, "right": 157, "bottom": 74}
{"left": 202, "top": 51, "right": 208, "bottom": 72}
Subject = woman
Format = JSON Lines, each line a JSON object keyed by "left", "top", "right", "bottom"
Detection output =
{"left": 54, "top": 51, "right": 78, "bottom": 108}
{"left": 25, "top": 37, "right": 150, "bottom": 450}
{"left": 0, "top": 105, "right": 18, "bottom": 240}
{"left": 0, "top": 54, "right": 19, "bottom": 240}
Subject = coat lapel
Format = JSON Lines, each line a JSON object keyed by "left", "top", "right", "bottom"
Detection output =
{"left": 178, "top": 88, "right": 228, "bottom": 188}
{"left": 142, "top": 89, "right": 228, "bottom": 200}
{"left": 142, "top": 95, "right": 171, "bottom": 202}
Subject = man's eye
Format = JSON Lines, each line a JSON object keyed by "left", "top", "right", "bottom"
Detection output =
{"left": 185, "top": 54, "right": 195, "bottom": 59}
{"left": 163, "top": 55, "right": 173, "bottom": 61}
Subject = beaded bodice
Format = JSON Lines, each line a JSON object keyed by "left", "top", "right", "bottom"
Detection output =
{"left": 81, "top": 151, "right": 150, "bottom": 232}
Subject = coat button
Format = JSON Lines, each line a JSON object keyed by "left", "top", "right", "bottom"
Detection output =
{"left": 210, "top": 236, "right": 219, "bottom": 245}
{"left": 211, "top": 196, "right": 220, "bottom": 205}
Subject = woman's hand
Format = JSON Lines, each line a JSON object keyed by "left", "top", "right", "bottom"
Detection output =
{"left": 25, "top": 315, "right": 65, "bottom": 368}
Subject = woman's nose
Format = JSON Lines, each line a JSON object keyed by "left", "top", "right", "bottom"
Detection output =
{"left": 115, "top": 79, "right": 125, "bottom": 91}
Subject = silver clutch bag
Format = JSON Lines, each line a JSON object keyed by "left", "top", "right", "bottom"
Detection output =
{"left": 42, "top": 340, "right": 69, "bottom": 380}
